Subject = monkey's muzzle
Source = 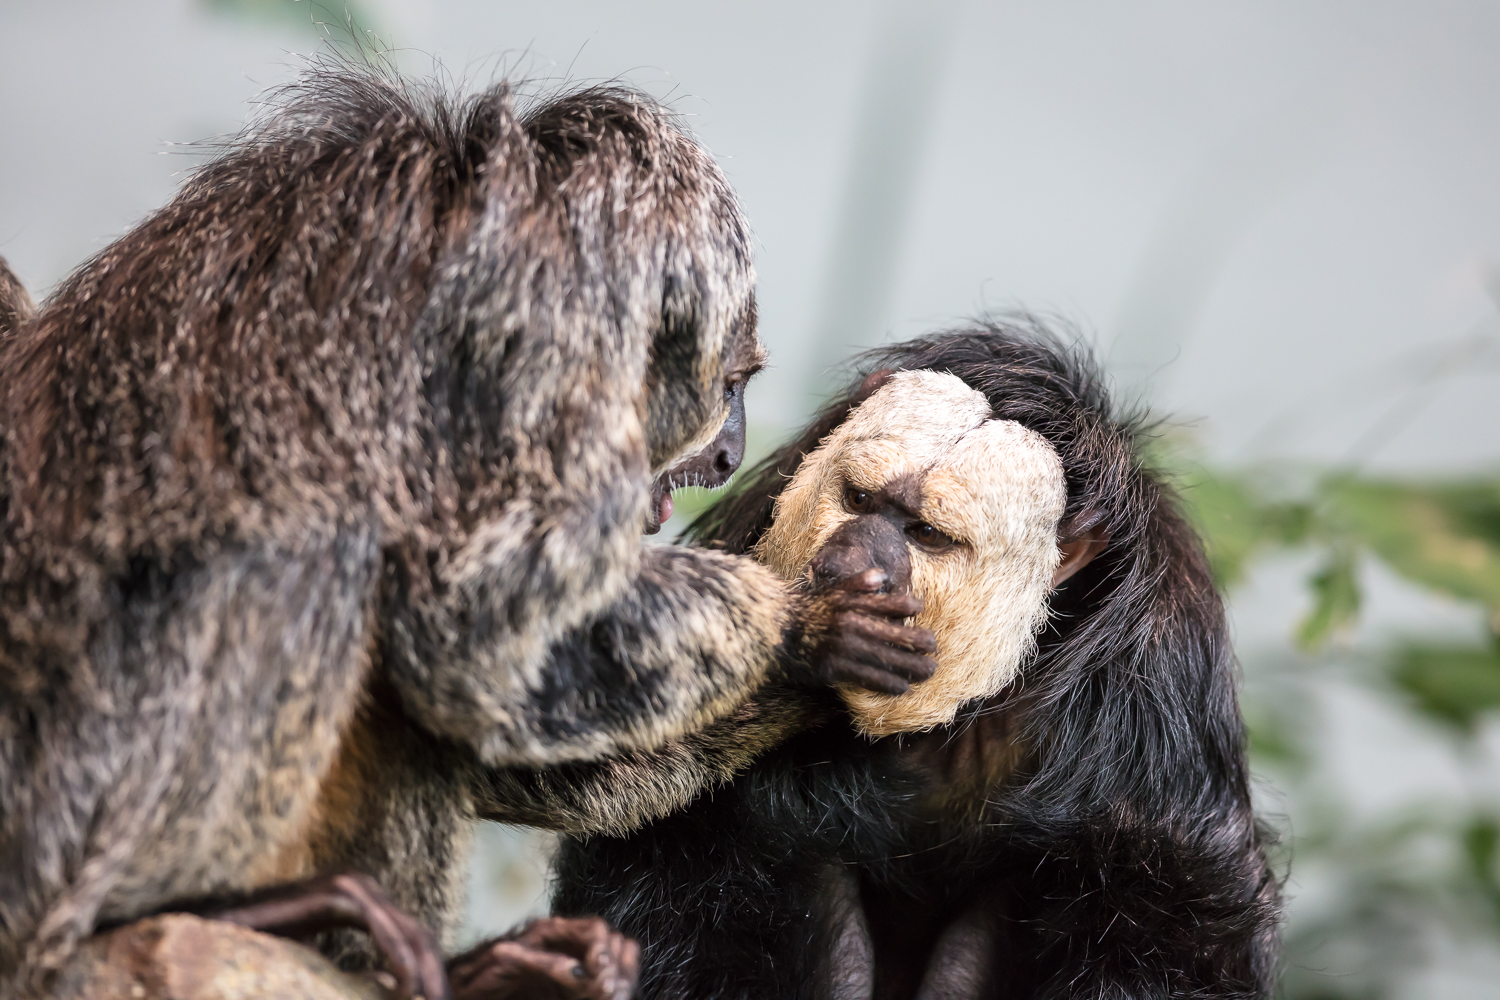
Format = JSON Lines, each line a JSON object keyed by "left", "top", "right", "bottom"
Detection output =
{"left": 808, "top": 517, "right": 913, "bottom": 595}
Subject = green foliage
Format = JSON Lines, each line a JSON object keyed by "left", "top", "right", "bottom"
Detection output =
{"left": 1181, "top": 468, "right": 1312, "bottom": 586}
{"left": 1175, "top": 459, "right": 1500, "bottom": 997}
{"left": 1327, "top": 479, "right": 1500, "bottom": 611}
{"left": 1463, "top": 815, "right": 1500, "bottom": 919}
{"left": 1391, "top": 643, "right": 1500, "bottom": 732}
{"left": 198, "top": 0, "right": 378, "bottom": 46}
{"left": 1182, "top": 465, "right": 1500, "bottom": 656}
{"left": 1296, "top": 545, "right": 1362, "bottom": 651}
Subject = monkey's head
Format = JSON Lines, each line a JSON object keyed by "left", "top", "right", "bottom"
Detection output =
{"left": 517, "top": 92, "right": 767, "bottom": 534}
{"left": 753, "top": 370, "right": 1102, "bottom": 735}
{"left": 692, "top": 323, "right": 1244, "bottom": 839}
{"left": 424, "top": 83, "right": 766, "bottom": 535}
{"left": 642, "top": 295, "right": 766, "bottom": 533}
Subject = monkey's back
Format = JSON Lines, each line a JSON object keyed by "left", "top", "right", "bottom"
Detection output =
{"left": 0, "top": 72, "right": 472, "bottom": 993}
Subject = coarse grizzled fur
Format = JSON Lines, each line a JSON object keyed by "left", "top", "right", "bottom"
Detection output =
{"left": 0, "top": 64, "right": 793, "bottom": 996}
{"left": 0, "top": 258, "right": 33, "bottom": 342}
{"left": 548, "top": 322, "right": 1283, "bottom": 999}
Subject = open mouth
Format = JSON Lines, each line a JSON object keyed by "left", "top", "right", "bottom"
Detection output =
{"left": 645, "top": 477, "right": 675, "bottom": 535}
{"left": 645, "top": 467, "right": 735, "bottom": 535}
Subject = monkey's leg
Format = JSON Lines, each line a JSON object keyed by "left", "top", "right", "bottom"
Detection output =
{"left": 912, "top": 901, "right": 1001, "bottom": 1000}
{"left": 446, "top": 917, "right": 638, "bottom": 1000}
{"left": 202, "top": 872, "right": 447, "bottom": 1000}
{"left": 812, "top": 864, "right": 874, "bottom": 1000}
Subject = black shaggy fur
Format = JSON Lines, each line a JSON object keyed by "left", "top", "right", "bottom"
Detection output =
{"left": 552, "top": 321, "right": 1282, "bottom": 999}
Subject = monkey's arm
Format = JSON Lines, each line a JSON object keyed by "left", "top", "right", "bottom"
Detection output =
{"left": 1014, "top": 819, "right": 1280, "bottom": 999}
{"left": 387, "top": 495, "right": 928, "bottom": 770}
{"left": 389, "top": 542, "right": 813, "bottom": 769}
{"left": 469, "top": 688, "right": 821, "bottom": 836}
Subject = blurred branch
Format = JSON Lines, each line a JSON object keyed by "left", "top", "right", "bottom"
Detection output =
{"left": 199, "top": 0, "right": 381, "bottom": 49}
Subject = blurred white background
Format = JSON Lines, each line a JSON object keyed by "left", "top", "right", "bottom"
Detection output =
{"left": 4, "top": 3, "right": 1498, "bottom": 996}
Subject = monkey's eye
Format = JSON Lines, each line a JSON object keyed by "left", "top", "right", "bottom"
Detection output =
{"left": 908, "top": 522, "right": 956, "bottom": 551}
{"left": 843, "top": 486, "right": 873, "bottom": 513}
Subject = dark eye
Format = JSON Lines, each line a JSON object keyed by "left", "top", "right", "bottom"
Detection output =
{"left": 724, "top": 378, "right": 742, "bottom": 400}
{"left": 908, "top": 522, "right": 955, "bottom": 551}
{"left": 844, "top": 486, "right": 872, "bottom": 513}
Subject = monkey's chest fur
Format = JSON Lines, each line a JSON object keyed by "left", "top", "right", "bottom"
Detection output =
{"left": 555, "top": 696, "right": 1032, "bottom": 1000}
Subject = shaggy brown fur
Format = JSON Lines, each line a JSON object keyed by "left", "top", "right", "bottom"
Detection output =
{"left": 0, "top": 63, "right": 880, "bottom": 998}
{"left": 0, "top": 258, "right": 32, "bottom": 342}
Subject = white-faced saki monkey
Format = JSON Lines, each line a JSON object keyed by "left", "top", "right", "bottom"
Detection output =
{"left": 502, "top": 323, "right": 1281, "bottom": 999}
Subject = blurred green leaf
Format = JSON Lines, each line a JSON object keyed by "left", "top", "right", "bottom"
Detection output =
{"left": 1244, "top": 705, "right": 1306, "bottom": 767}
{"left": 1180, "top": 469, "right": 1312, "bottom": 587}
{"left": 1181, "top": 472, "right": 1266, "bottom": 586}
{"left": 1462, "top": 815, "right": 1500, "bottom": 917}
{"left": 199, "top": 0, "right": 377, "bottom": 44}
{"left": 1322, "top": 479, "right": 1500, "bottom": 612}
{"left": 1176, "top": 461, "right": 1500, "bottom": 999}
{"left": 1390, "top": 643, "right": 1500, "bottom": 731}
{"left": 1297, "top": 546, "right": 1362, "bottom": 651}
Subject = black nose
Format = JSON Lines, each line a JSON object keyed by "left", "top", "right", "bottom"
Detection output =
{"left": 714, "top": 446, "right": 736, "bottom": 477}
{"left": 808, "top": 517, "right": 912, "bottom": 594}
{"left": 810, "top": 545, "right": 879, "bottom": 591}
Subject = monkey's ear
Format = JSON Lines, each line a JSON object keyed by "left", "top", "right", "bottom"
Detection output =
{"left": 1054, "top": 511, "right": 1110, "bottom": 587}
{"left": 853, "top": 368, "right": 897, "bottom": 404}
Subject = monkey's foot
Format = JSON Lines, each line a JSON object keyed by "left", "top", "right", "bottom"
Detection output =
{"left": 205, "top": 872, "right": 448, "bottom": 1000}
{"left": 447, "top": 917, "right": 639, "bottom": 1000}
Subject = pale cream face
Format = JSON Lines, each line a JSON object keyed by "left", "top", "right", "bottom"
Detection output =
{"left": 755, "top": 371, "right": 1067, "bottom": 735}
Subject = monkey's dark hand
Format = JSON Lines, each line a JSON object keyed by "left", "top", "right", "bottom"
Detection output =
{"left": 790, "top": 568, "right": 938, "bottom": 695}
{"left": 206, "top": 872, "right": 447, "bottom": 1000}
{"left": 447, "top": 916, "right": 639, "bottom": 1000}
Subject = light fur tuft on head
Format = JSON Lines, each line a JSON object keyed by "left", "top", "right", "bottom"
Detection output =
{"left": 755, "top": 370, "right": 1066, "bottom": 735}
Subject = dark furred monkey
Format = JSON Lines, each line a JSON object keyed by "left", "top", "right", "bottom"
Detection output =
{"left": 0, "top": 66, "right": 933, "bottom": 999}
{"left": 551, "top": 323, "right": 1282, "bottom": 999}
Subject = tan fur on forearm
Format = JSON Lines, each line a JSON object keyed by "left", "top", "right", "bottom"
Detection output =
{"left": 473, "top": 689, "right": 821, "bottom": 836}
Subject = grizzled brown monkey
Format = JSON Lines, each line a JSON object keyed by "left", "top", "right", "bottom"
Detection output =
{"left": 0, "top": 66, "right": 933, "bottom": 1000}
{"left": 543, "top": 326, "right": 1281, "bottom": 999}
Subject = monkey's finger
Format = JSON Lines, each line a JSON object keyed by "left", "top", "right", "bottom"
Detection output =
{"left": 521, "top": 917, "right": 638, "bottom": 1000}
{"left": 613, "top": 938, "right": 641, "bottom": 1000}
{"left": 372, "top": 892, "right": 446, "bottom": 1000}
{"left": 582, "top": 923, "right": 617, "bottom": 976}
{"left": 837, "top": 633, "right": 937, "bottom": 682}
{"left": 837, "top": 612, "right": 937, "bottom": 653}
{"left": 453, "top": 940, "right": 584, "bottom": 998}
{"left": 517, "top": 915, "right": 605, "bottom": 959}
{"left": 396, "top": 908, "right": 449, "bottom": 1000}
{"left": 332, "top": 874, "right": 448, "bottom": 1000}
{"left": 330, "top": 876, "right": 421, "bottom": 999}
{"left": 582, "top": 928, "right": 639, "bottom": 1000}
{"left": 826, "top": 656, "right": 910, "bottom": 695}
{"left": 832, "top": 592, "right": 926, "bottom": 622}
{"left": 829, "top": 568, "right": 888, "bottom": 594}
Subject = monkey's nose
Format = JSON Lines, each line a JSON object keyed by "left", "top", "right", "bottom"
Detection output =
{"left": 810, "top": 548, "right": 886, "bottom": 592}
{"left": 809, "top": 518, "right": 913, "bottom": 595}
